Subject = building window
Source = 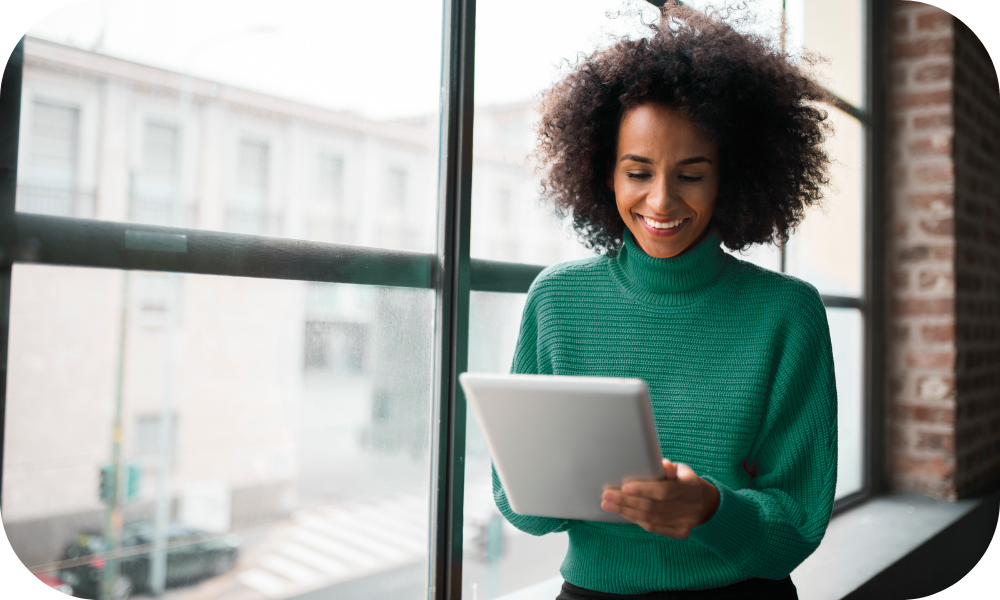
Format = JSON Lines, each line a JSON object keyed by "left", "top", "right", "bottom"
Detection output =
{"left": 132, "top": 120, "right": 183, "bottom": 226}
{"left": 308, "top": 152, "right": 346, "bottom": 242}
{"left": 318, "top": 153, "right": 343, "bottom": 208}
{"left": 19, "top": 100, "right": 82, "bottom": 217}
{"left": 229, "top": 137, "right": 271, "bottom": 234}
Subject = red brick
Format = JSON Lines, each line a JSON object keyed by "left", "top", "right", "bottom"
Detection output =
{"left": 891, "top": 66, "right": 908, "bottom": 88}
{"left": 921, "top": 323, "right": 955, "bottom": 342}
{"left": 917, "top": 431, "right": 954, "bottom": 451}
{"left": 893, "top": 298, "right": 953, "bottom": 316}
{"left": 914, "top": 403, "right": 956, "bottom": 424}
{"left": 889, "top": 115, "right": 907, "bottom": 133}
{"left": 914, "top": 162, "right": 954, "bottom": 183}
{"left": 916, "top": 11, "right": 951, "bottom": 32}
{"left": 893, "top": 38, "right": 954, "bottom": 59}
{"left": 893, "top": 90, "right": 952, "bottom": 109}
{"left": 909, "top": 135, "right": 952, "bottom": 155}
{"left": 906, "top": 192, "right": 953, "bottom": 211}
{"left": 906, "top": 349, "right": 955, "bottom": 369}
{"left": 914, "top": 113, "right": 952, "bottom": 129}
{"left": 894, "top": 14, "right": 910, "bottom": 35}
{"left": 890, "top": 455, "right": 955, "bottom": 478}
{"left": 919, "top": 216, "right": 954, "bottom": 235}
{"left": 918, "top": 269, "right": 953, "bottom": 291}
{"left": 915, "top": 63, "right": 953, "bottom": 83}
{"left": 892, "top": 323, "right": 911, "bottom": 342}
{"left": 898, "top": 245, "right": 931, "bottom": 262}
{"left": 930, "top": 245, "right": 955, "bottom": 261}
{"left": 917, "top": 375, "right": 955, "bottom": 404}
{"left": 888, "top": 424, "right": 909, "bottom": 449}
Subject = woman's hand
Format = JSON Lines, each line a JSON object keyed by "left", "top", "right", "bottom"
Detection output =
{"left": 601, "top": 459, "right": 719, "bottom": 539}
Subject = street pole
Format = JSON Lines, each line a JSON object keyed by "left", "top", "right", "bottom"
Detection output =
{"left": 101, "top": 270, "right": 130, "bottom": 600}
{"left": 149, "top": 272, "right": 180, "bottom": 596}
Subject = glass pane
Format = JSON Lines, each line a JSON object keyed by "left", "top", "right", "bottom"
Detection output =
{"left": 3, "top": 264, "right": 434, "bottom": 599}
{"left": 465, "top": 292, "right": 569, "bottom": 598}
{"left": 470, "top": 0, "right": 662, "bottom": 266}
{"left": 725, "top": 242, "right": 782, "bottom": 273}
{"left": 828, "top": 307, "right": 864, "bottom": 499}
{"left": 785, "top": 107, "right": 865, "bottom": 297}
{"left": 19, "top": 0, "right": 443, "bottom": 252}
{"left": 786, "top": 0, "right": 865, "bottom": 109}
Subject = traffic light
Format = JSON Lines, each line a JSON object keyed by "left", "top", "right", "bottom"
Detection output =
{"left": 98, "top": 464, "right": 116, "bottom": 503}
{"left": 98, "top": 463, "right": 142, "bottom": 504}
{"left": 126, "top": 463, "right": 142, "bottom": 502}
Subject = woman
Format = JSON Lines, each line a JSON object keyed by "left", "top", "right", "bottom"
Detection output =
{"left": 493, "top": 4, "right": 838, "bottom": 599}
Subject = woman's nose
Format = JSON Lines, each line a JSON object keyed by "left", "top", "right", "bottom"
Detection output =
{"left": 646, "top": 178, "right": 676, "bottom": 213}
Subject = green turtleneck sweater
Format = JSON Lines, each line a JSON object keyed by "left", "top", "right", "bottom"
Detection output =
{"left": 492, "top": 232, "right": 838, "bottom": 593}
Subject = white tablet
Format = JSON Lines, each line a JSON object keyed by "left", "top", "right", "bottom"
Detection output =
{"left": 459, "top": 373, "right": 664, "bottom": 523}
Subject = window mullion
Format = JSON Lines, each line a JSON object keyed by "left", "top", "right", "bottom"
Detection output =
{"left": 429, "top": 1, "right": 475, "bottom": 600}
{"left": 0, "top": 36, "right": 24, "bottom": 512}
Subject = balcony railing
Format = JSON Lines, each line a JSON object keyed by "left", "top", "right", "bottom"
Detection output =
{"left": 15, "top": 184, "right": 95, "bottom": 219}
{"left": 226, "top": 207, "right": 284, "bottom": 237}
{"left": 130, "top": 195, "right": 198, "bottom": 228}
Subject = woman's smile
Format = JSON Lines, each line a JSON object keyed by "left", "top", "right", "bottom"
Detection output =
{"left": 638, "top": 215, "right": 689, "bottom": 237}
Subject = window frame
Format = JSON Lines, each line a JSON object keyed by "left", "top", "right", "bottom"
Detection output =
{"left": 0, "top": 0, "right": 885, "bottom": 597}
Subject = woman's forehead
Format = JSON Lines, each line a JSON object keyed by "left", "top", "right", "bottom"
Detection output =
{"left": 617, "top": 103, "right": 718, "bottom": 158}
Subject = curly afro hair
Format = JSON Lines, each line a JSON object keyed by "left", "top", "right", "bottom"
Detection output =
{"left": 535, "top": 1, "right": 832, "bottom": 254}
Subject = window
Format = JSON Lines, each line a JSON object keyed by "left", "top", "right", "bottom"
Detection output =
{"left": 19, "top": 100, "right": 81, "bottom": 217}
{"left": 133, "top": 120, "right": 183, "bottom": 226}
{"left": 308, "top": 152, "right": 346, "bottom": 242}
{"left": 0, "top": 2, "right": 878, "bottom": 600}
{"left": 230, "top": 137, "right": 271, "bottom": 235}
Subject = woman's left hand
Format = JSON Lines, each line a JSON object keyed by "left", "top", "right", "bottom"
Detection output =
{"left": 601, "top": 459, "right": 720, "bottom": 539}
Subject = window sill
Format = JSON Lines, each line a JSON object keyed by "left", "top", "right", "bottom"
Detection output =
{"left": 495, "top": 491, "right": 1000, "bottom": 600}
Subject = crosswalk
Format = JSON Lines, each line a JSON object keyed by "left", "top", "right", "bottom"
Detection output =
{"left": 233, "top": 495, "right": 429, "bottom": 600}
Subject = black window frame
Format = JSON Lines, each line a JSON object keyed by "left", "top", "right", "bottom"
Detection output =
{"left": 0, "top": 1, "right": 885, "bottom": 597}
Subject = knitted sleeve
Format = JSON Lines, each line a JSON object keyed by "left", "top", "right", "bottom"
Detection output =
{"left": 491, "top": 281, "right": 575, "bottom": 536}
{"left": 688, "top": 285, "right": 838, "bottom": 578}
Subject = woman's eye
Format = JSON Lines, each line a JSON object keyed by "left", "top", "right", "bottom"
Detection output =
{"left": 679, "top": 175, "right": 703, "bottom": 182}
{"left": 626, "top": 172, "right": 650, "bottom": 181}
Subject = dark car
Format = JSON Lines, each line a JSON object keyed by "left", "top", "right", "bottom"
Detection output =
{"left": 58, "top": 522, "right": 240, "bottom": 600}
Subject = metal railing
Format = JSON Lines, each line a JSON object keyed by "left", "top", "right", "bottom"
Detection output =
{"left": 16, "top": 184, "right": 95, "bottom": 219}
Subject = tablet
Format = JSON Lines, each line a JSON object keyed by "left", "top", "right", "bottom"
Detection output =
{"left": 460, "top": 373, "right": 664, "bottom": 523}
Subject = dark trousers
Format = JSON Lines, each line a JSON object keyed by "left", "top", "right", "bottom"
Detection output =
{"left": 556, "top": 577, "right": 798, "bottom": 600}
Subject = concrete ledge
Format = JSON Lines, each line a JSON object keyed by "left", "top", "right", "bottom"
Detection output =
{"left": 495, "top": 492, "right": 1000, "bottom": 600}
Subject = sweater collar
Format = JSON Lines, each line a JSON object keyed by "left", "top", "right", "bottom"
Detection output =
{"left": 609, "top": 230, "right": 730, "bottom": 303}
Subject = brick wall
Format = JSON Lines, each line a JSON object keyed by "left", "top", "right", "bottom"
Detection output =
{"left": 952, "top": 17, "right": 1000, "bottom": 496}
{"left": 886, "top": 1, "right": 1000, "bottom": 500}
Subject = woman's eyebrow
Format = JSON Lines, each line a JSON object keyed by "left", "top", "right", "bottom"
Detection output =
{"left": 677, "top": 156, "right": 713, "bottom": 166}
{"left": 619, "top": 154, "right": 714, "bottom": 165}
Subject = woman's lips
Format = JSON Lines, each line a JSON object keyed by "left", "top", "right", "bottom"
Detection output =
{"left": 638, "top": 214, "right": 688, "bottom": 237}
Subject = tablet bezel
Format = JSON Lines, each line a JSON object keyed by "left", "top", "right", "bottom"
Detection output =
{"left": 460, "top": 372, "right": 664, "bottom": 523}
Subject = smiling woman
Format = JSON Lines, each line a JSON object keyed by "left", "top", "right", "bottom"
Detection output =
{"left": 490, "top": 3, "right": 841, "bottom": 599}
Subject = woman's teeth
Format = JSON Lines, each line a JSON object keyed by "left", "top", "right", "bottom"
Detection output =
{"left": 641, "top": 216, "right": 685, "bottom": 230}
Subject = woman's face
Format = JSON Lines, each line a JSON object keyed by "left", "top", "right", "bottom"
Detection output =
{"left": 610, "top": 102, "right": 720, "bottom": 259}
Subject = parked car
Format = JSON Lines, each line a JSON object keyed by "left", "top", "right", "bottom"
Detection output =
{"left": 35, "top": 571, "right": 74, "bottom": 595}
{"left": 57, "top": 522, "right": 240, "bottom": 600}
